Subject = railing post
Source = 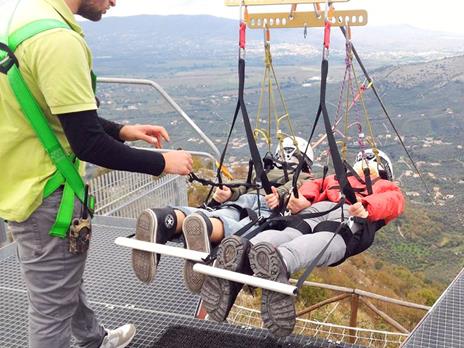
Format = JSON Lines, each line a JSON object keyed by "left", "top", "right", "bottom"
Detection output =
{"left": 0, "top": 220, "right": 7, "bottom": 246}
{"left": 349, "top": 294, "right": 359, "bottom": 343}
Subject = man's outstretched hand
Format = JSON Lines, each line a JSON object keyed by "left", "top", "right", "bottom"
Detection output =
{"left": 120, "top": 124, "right": 169, "bottom": 148}
{"left": 163, "top": 150, "right": 193, "bottom": 175}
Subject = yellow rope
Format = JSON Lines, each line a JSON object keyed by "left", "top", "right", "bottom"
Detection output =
{"left": 254, "top": 28, "right": 298, "bottom": 155}
{"left": 351, "top": 63, "right": 380, "bottom": 162}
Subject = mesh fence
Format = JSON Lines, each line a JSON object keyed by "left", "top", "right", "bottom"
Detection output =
{"left": 90, "top": 170, "right": 188, "bottom": 218}
{"left": 228, "top": 305, "right": 408, "bottom": 348}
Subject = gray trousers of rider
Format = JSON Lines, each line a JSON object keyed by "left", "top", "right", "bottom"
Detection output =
{"left": 8, "top": 190, "right": 106, "bottom": 348}
{"left": 250, "top": 201, "right": 362, "bottom": 274}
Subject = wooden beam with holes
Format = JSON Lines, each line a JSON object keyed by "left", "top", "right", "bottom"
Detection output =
{"left": 246, "top": 10, "right": 367, "bottom": 28}
{"left": 225, "top": 0, "right": 349, "bottom": 6}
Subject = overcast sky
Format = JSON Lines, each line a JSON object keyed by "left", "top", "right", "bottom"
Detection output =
{"left": 106, "top": 0, "right": 464, "bottom": 34}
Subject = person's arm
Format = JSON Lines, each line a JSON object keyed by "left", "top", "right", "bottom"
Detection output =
{"left": 58, "top": 110, "right": 166, "bottom": 175}
{"left": 98, "top": 117, "right": 124, "bottom": 142}
{"left": 361, "top": 181, "right": 405, "bottom": 223}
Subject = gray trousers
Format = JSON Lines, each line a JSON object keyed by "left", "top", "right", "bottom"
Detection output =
{"left": 250, "top": 201, "right": 362, "bottom": 274}
{"left": 8, "top": 190, "right": 106, "bottom": 348}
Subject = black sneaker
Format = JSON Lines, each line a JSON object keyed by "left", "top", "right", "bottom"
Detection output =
{"left": 132, "top": 207, "right": 177, "bottom": 284}
{"left": 248, "top": 242, "right": 295, "bottom": 337}
{"left": 200, "top": 235, "right": 251, "bottom": 322}
{"left": 182, "top": 212, "right": 213, "bottom": 293}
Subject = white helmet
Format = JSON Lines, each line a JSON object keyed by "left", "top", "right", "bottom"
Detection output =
{"left": 354, "top": 149, "right": 393, "bottom": 181}
{"left": 274, "top": 136, "right": 314, "bottom": 171}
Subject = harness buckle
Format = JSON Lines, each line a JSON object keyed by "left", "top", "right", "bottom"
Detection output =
{"left": 257, "top": 215, "right": 266, "bottom": 225}
{"left": 346, "top": 216, "right": 355, "bottom": 230}
{"left": 0, "top": 43, "right": 19, "bottom": 75}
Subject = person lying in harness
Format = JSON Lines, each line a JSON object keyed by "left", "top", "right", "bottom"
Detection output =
{"left": 132, "top": 136, "right": 314, "bottom": 293}
{"left": 200, "top": 149, "right": 405, "bottom": 337}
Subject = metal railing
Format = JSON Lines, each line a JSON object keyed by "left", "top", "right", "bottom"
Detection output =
{"left": 0, "top": 220, "right": 7, "bottom": 247}
{"left": 97, "top": 77, "right": 221, "bottom": 159}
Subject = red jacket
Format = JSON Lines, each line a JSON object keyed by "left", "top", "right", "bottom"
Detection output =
{"left": 299, "top": 174, "right": 405, "bottom": 224}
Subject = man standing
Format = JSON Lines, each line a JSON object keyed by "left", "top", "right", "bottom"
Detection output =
{"left": 0, "top": 0, "right": 193, "bottom": 347}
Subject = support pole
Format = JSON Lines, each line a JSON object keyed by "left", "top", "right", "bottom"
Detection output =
{"left": 349, "top": 294, "right": 359, "bottom": 343}
{"left": 360, "top": 297, "right": 410, "bottom": 334}
{"left": 296, "top": 293, "right": 350, "bottom": 317}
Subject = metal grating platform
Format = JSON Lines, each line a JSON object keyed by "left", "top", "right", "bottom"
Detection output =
{"left": 0, "top": 215, "right": 361, "bottom": 348}
{"left": 402, "top": 267, "right": 464, "bottom": 348}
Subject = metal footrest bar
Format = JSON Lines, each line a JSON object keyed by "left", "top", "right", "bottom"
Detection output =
{"left": 115, "top": 237, "right": 298, "bottom": 296}
{"left": 193, "top": 263, "right": 297, "bottom": 296}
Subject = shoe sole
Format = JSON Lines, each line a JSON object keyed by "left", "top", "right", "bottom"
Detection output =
{"left": 182, "top": 214, "right": 212, "bottom": 293}
{"left": 248, "top": 243, "right": 296, "bottom": 337}
{"left": 200, "top": 236, "right": 246, "bottom": 322}
{"left": 132, "top": 210, "right": 157, "bottom": 284}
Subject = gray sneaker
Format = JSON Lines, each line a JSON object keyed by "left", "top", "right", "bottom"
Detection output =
{"left": 182, "top": 212, "right": 212, "bottom": 293}
{"left": 100, "top": 324, "right": 136, "bottom": 348}
{"left": 200, "top": 235, "right": 251, "bottom": 322}
{"left": 248, "top": 242, "right": 295, "bottom": 337}
{"left": 132, "top": 208, "right": 177, "bottom": 284}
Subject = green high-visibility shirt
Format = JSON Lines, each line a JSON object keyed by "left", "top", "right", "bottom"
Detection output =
{"left": 0, "top": 0, "right": 97, "bottom": 222}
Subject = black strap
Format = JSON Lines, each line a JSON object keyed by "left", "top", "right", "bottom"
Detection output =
{"left": 320, "top": 165, "right": 329, "bottom": 193}
{"left": 295, "top": 198, "right": 345, "bottom": 221}
{"left": 319, "top": 59, "right": 357, "bottom": 204}
{"left": 295, "top": 222, "right": 345, "bottom": 290}
{"left": 238, "top": 59, "right": 272, "bottom": 194}
{"left": 246, "top": 159, "right": 254, "bottom": 185}
{"left": 344, "top": 160, "right": 365, "bottom": 185}
{"left": 189, "top": 172, "right": 258, "bottom": 191}
{"left": 202, "top": 99, "right": 242, "bottom": 205}
{"left": 363, "top": 168, "right": 373, "bottom": 195}
{"left": 292, "top": 104, "right": 323, "bottom": 197}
